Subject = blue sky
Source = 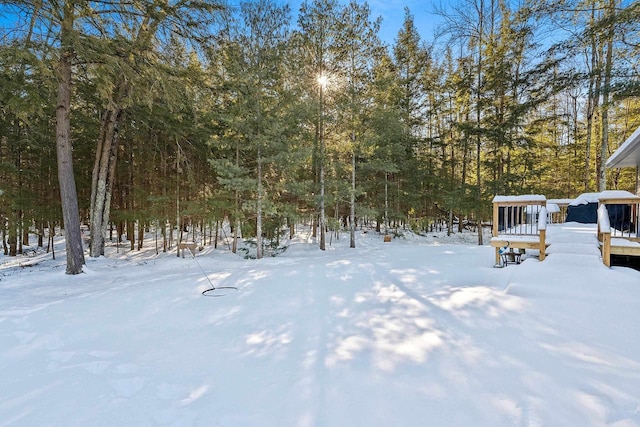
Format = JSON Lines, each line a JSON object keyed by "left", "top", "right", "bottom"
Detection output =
{"left": 284, "top": 0, "right": 443, "bottom": 46}
{"left": 349, "top": 0, "right": 442, "bottom": 45}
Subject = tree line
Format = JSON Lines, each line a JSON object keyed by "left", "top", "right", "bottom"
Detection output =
{"left": 0, "top": 0, "right": 638, "bottom": 273}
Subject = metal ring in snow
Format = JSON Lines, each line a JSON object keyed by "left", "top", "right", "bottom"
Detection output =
{"left": 202, "top": 286, "right": 238, "bottom": 297}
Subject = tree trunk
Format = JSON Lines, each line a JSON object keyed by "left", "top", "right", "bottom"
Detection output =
{"left": 350, "top": 134, "right": 356, "bottom": 248}
{"left": 37, "top": 220, "right": 44, "bottom": 247}
{"left": 89, "top": 106, "right": 122, "bottom": 257}
{"left": 21, "top": 214, "right": 29, "bottom": 247}
{"left": 137, "top": 221, "right": 144, "bottom": 250}
{"left": 232, "top": 142, "right": 240, "bottom": 254}
{"left": 50, "top": 223, "right": 56, "bottom": 259}
{"left": 8, "top": 216, "right": 17, "bottom": 257}
{"left": 584, "top": 4, "right": 602, "bottom": 191}
{"left": 384, "top": 172, "right": 389, "bottom": 235}
{"left": 128, "top": 221, "right": 135, "bottom": 251}
{"left": 598, "top": 0, "right": 615, "bottom": 191}
{"left": 476, "top": 0, "right": 484, "bottom": 247}
{"left": 2, "top": 220, "right": 7, "bottom": 255}
{"left": 256, "top": 148, "right": 263, "bottom": 259}
{"left": 56, "top": 0, "right": 84, "bottom": 274}
{"left": 459, "top": 116, "right": 470, "bottom": 233}
{"left": 319, "top": 84, "right": 326, "bottom": 251}
{"left": 162, "top": 220, "right": 167, "bottom": 252}
{"left": 233, "top": 217, "right": 241, "bottom": 253}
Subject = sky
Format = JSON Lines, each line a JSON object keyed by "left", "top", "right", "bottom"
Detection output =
{"left": 284, "top": 0, "right": 444, "bottom": 47}
{"left": 347, "top": 0, "right": 443, "bottom": 45}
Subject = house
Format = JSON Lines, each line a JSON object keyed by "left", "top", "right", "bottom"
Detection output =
{"left": 606, "top": 125, "right": 640, "bottom": 195}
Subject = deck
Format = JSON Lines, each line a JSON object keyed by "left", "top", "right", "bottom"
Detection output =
{"left": 511, "top": 222, "right": 640, "bottom": 268}
{"left": 503, "top": 222, "right": 613, "bottom": 263}
{"left": 491, "top": 195, "right": 548, "bottom": 265}
{"left": 491, "top": 192, "right": 640, "bottom": 268}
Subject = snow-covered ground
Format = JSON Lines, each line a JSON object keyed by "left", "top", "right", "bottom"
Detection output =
{"left": 1, "top": 224, "right": 639, "bottom": 427}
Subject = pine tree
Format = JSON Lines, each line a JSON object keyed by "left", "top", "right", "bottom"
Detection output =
{"left": 393, "top": 9, "right": 431, "bottom": 223}
{"left": 364, "top": 51, "right": 405, "bottom": 233}
{"left": 214, "top": 0, "right": 291, "bottom": 258}
{"left": 87, "top": 0, "right": 224, "bottom": 257}
{"left": 334, "top": 0, "right": 382, "bottom": 247}
{"left": 297, "top": 0, "right": 342, "bottom": 250}
{"left": 55, "top": 1, "right": 85, "bottom": 273}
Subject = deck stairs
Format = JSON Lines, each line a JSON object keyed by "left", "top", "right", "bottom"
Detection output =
{"left": 544, "top": 223, "right": 602, "bottom": 264}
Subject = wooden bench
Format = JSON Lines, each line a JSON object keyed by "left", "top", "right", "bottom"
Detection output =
{"left": 491, "top": 195, "right": 548, "bottom": 265}
{"left": 177, "top": 242, "right": 197, "bottom": 258}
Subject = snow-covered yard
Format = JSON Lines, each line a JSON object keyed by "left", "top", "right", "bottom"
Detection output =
{"left": 1, "top": 225, "right": 639, "bottom": 426}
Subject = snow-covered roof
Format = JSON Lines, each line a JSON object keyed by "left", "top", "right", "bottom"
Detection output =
{"left": 568, "top": 192, "right": 601, "bottom": 206}
{"left": 492, "top": 194, "right": 546, "bottom": 203}
{"left": 606, "top": 125, "right": 640, "bottom": 169}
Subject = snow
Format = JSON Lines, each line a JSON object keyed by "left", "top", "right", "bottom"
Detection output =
{"left": 599, "top": 190, "right": 640, "bottom": 202}
{"left": 492, "top": 195, "right": 546, "bottom": 203}
{"left": 525, "top": 204, "right": 546, "bottom": 214}
{"left": 567, "top": 191, "right": 640, "bottom": 207}
{"left": 598, "top": 205, "right": 612, "bottom": 233}
{"left": 491, "top": 234, "right": 540, "bottom": 243}
{"left": 546, "top": 222, "right": 603, "bottom": 256}
{"left": 570, "top": 193, "right": 602, "bottom": 206}
{"left": 611, "top": 237, "right": 640, "bottom": 248}
{"left": 538, "top": 207, "right": 548, "bottom": 230}
{"left": 546, "top": 203, "right": 560, "bottom": 214}
{"left": 2, "top": 225, "right": 640, "bottom": 427}
{"left": 548, "top": 198, "right": 574, "bottom": 205}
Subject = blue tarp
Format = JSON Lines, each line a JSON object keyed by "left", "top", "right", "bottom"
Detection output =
{"left": 566, "top": 202, "right": 632, "bottom": 230}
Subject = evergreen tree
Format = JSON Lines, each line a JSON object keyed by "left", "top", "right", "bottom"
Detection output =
{"left": 393, "top": 8, "right": 431, "bottom": 223}
{"left": 213, "top": 0, "right": 291, "bottom": 258}
{"left": 334, "top": 0, "right": 382, "bottom": 247}
{"left": 297, "top": 0, "right": 342, "bottom": 250}
{"left": 87, "top": 0, "right": 224, "bottom": 257}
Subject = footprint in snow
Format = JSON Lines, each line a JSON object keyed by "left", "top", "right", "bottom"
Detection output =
{"left": 108, "top": 377, "right": 146, "bottom": 398}
{"left": 114, "top": 363, "right": 139, "bottom": 375}
{"left": 156, "top": 383, "right": 187, "bottom": 400}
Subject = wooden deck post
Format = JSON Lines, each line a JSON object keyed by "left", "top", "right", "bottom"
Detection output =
{"left": 602, "top": 233, "right": 611, "bottom": 267}
{"left": 539, "top": 229, "right": 546, "bottom": 261}
{"left": 492, "top": 202, "right": 499, "bottom": 238}
{"left": 493, "top": 202, "right": 500, "bottom": 265}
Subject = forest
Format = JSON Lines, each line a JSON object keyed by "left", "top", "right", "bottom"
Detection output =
{"left": 0, "top": 0, "right": 639, "bottom": 273}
